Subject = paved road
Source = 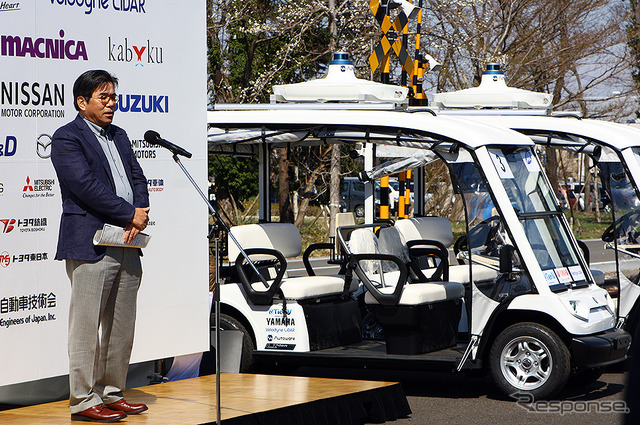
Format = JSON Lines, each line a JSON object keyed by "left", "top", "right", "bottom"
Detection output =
{"left": 279, "top": 363, "right": 631, "bottom": 425}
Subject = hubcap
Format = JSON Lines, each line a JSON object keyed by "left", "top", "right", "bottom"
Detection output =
{"left": 500, "top": 336, "right": 552, "bottom": 391}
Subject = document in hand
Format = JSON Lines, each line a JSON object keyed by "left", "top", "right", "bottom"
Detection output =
{"left": 93, "top": 223, "right": 151, "bottom": 249}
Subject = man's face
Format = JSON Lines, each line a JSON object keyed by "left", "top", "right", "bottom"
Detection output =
{"left": 77, "top": 82, "right": 117, "bottom": 128}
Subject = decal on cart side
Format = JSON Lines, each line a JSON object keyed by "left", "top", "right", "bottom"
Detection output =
{"left": 262, "top": 304, "right": 300, "bottom": 350}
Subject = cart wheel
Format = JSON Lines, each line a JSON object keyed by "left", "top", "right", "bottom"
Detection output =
{"left": 489, "top": 322, "right": 569, "bottom": 399}
{"left": 215, "top": 313, "right": 255, "bottom": 372}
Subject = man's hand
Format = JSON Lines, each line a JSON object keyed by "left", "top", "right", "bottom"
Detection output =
{"left": 123, "top": 207, "right": 150, "bottom": 244}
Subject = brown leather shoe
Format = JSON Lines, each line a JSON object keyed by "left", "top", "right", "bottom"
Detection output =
{"left": 106, "top": 398, "right": 148, "bottom": 414}
{"left": 71, "top": 405, "right": 127, "bottom": 422}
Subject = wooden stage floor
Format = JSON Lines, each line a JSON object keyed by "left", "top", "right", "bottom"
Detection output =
{"left": 0, "top": 373, "right": 410, "bottom": 425}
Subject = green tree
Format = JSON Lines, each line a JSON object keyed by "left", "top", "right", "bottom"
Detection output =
{"left": 208, "top": 155, "right": 259, "bottom": 225}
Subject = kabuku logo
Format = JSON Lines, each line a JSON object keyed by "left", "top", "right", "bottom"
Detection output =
{"left": 50, "top": 0, "right": 146, "bottom": 15}
{"left": 115, "top": 94, "right": 168, "bottom": 113}
{"left": 108, "top": 37, "right": 163, "bottom": 66}
{"left": 1, "top": 29, "right": 87, "bottom": 60}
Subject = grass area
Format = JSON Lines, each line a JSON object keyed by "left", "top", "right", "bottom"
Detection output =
{"left": 212, "top": 203, "right": 612, "bottom": 259}
{"left": 297, "top": 209, "right": 611, "bottom": 256}
{"left": 561, "top": 209, "right": 612, "bottom": 239}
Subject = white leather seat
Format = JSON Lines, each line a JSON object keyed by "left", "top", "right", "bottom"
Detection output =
{"left": 348, "top": 226, "right": 463, "bottom": 306}
{"left": 251, "top": 275, "right": 349, "bottom": 300}
{"left": 395, "top": 217, "right": 498, "bottom": 284}
{"left": 229, "top": 223, "right": 350, "bottom": 301}
{"left": 364, "top": 281, "right": 465, "bottom": 305}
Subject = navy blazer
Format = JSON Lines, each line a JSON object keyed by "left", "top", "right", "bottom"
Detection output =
{"left": 51, "top": 114, "right": 149, "bottom": 261}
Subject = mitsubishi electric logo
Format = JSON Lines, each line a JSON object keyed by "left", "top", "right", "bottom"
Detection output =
{"left": 22, "top": 176, "right": 56, "bottom": 199}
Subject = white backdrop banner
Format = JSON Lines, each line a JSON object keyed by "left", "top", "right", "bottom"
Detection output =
{"left": 0, "top": 1, "right": 209, "bottom": 387}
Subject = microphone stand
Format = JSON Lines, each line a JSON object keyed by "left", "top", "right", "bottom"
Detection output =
{"left": 168, "top": 150, "right": 267, "bottom": 425}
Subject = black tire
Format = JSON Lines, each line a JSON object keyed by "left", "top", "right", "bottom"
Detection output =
{"left": 354, "top": 204, "right": 365, "bottom": 217}
{"left": 214, "top": 313, "right": 255, "bottom": 372}
{"left": 489, "top": 322, "right": 570, "bottom": 400}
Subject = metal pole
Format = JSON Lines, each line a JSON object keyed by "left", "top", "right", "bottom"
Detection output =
{"left": 215, "top": 238, "right": 221, "bottom": 425}
{"left": 171, "top": 154, "right": 268, "bottom": 287}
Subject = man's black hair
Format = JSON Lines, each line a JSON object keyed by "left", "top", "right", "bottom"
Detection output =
{"left": 73, "top": 70, "right": 119, "bottom": 111}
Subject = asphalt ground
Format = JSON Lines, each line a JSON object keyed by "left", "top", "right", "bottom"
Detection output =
{"left": 279, "top": 363, "right": 630, "bottom": 425}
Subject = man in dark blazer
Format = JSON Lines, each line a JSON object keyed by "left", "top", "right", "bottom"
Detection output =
{"left": 51, "top": 70, "right": 150, "bottom": 423}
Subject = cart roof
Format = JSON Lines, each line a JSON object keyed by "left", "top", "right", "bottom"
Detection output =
{"left": 458, "top": 114, "right": 640, "bottom": 153}
{"left": 207, "top": 108, "right": 533, "bottom": 156}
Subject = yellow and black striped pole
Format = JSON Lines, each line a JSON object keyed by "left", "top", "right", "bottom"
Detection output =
{"left": 404, "top": 169, "right": 412, "bottom": 219}
{"left": 380, "top": 176, "right": 390, "bottom": 219}
{"left": 400, "top": 9, "right": 409, "bottom": 87}
{"left": 381, "top": 53, "right": 391, "bottom": 84}
{"left": 410, "top": 0, "right": 427, "bottom": 106}
{"left": 398, "top": 172, "right": 406, "bottom": 219}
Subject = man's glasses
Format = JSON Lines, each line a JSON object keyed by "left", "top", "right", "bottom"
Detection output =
{"left": 91, "top": 93, "right": 119, "bottom": 105}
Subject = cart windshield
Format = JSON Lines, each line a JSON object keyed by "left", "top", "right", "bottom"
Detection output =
{"left": 488, "top": 147, "right": 587, "bottom": 290}
{"left": 600, "top": 158, "right": 640, "bottom": 246}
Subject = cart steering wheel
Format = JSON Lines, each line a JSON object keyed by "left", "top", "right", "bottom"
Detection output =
{"left": 602, "top": 210, "right": 640, "bottom": 243}
{"left": 453, "top": 215, "right": 502, "bottom": 264}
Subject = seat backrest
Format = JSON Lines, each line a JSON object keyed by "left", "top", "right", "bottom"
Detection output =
{"left": 377, "top": 226, "right": 410, "bottom": 271}
{"left": 228, "top": 223, "right": 302, "bottom": 262}
{"left": 394, "top": 217, "right": 454, "bottom": 248}
{"left": 333, "top": 212, "right": 356, "bottom": 253}
{"left": 348, "top": 227, "right": 379, "bottom": 275}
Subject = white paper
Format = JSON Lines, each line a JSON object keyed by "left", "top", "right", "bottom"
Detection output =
{"left": 93, "top": 224, "right": 150, "bottom": 249}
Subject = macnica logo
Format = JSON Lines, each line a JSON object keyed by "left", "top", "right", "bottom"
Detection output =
{"left": 1, "top": 29, "right": 88, "bottom": 60}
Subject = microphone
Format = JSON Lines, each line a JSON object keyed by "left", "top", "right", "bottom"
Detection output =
{"left": 144, "top": 130, "right": 192, "bottom": 158}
